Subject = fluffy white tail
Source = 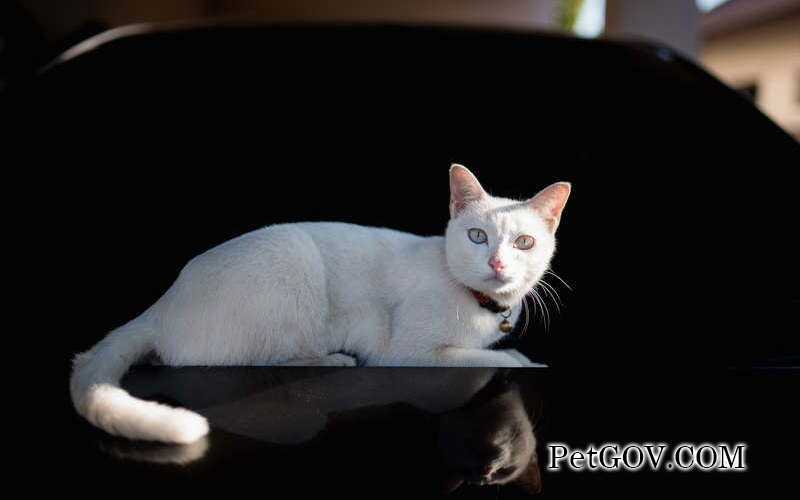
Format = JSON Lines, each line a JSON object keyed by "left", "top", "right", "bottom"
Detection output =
{"left": 70, "top": 320, "right": 209, "bottom": 443}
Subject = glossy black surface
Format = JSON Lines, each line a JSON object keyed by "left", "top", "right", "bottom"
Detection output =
{"left": 54, "top": 366, "right": 797, "bottom": 498}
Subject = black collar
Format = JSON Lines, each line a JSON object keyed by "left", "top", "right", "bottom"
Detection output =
{"left": 470, "top": 290, "right": 511, "bottom": 314}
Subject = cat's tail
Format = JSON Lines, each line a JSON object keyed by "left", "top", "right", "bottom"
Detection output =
{"left": 69, "top": 319, "right": 209, "bottom": 444}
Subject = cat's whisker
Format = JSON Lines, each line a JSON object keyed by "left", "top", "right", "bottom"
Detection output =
{"left": 525, "top": 290, "right": 536, "bottom": 316}
{"left": 521, "top": 295, "right": 530, "bottom": 335}
{"left": 545, "top": 269, "right": 572, "bottom": 291}
{"left": 538, "top": 280, "right": 563, "bottom": 311}
{"left": 534, "top": 281, "right": 558, "bottom": 307}
{"left": 526, "top": 290, "right": 542, "bottom": 324}
{"left": 526, "top": 288, "right": 550, "bottom": 332}
{"left": 535, "top": 288, "right": 551, "bottom": 331}
{"left": 536, "top": 281, "right": 560, "bottom": 314}
{"left": 538, "top": 278, "right": 562, "bottom": 304}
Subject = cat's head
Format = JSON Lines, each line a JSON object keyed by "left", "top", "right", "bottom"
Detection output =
{"left": 445, "top": 164, "right": 571, "bottom": 304}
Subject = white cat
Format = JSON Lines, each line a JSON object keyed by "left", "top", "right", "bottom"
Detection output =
{"left": 70, "top": 164, "right": 570, "bottom": 443}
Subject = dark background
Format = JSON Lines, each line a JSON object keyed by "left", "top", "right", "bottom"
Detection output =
{"left": 3, "top": 17, "right": 798, "bottom": 500}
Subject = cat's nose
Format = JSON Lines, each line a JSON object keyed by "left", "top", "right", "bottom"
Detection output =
{"left": 488, "top": 258, "right": 506, "bottom": 273}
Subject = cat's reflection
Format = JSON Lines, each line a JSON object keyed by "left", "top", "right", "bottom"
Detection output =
{"left": 98, "top": 435, "right": 210, "bottom": 465}
{"left": 101, "top": 367, "right": 542, "bottom": 494}
{"left": 439, "top": 370, "right": 542, "bottom": 493}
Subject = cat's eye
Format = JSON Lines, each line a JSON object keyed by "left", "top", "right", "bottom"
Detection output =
{"left": 468, "top": 228, "right": 487, "bottom": 244}
{"left": 514, "top": 235, "right": 535, "bottom": 250}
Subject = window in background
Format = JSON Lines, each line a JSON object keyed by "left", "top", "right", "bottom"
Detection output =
{"left": 697, "top": 0, "right": 732, "bottom": 12}
{"left": 560, "top": 0, "right": 606, "bottom": 38}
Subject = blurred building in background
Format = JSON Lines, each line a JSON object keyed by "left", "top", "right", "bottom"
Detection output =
{"left": 3, "top": 0, "right": 799, "bottom": 137}
{"left": 700, "top": 0, "right": 800, "bottom": 138}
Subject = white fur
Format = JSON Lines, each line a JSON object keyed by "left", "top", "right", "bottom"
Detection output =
{"left": 70, "top": 165, "right": 569, "bottom": 443}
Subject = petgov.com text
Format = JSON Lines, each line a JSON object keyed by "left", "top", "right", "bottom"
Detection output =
{"left": 548, "top": 443, "right": 747, "bottom": 472}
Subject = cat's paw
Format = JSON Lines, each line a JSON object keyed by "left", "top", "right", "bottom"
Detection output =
{"left": 501, "top": 349, "right": 547, "bottom": 368}
{"left": 320, "top": 353, "right": 358, "bottom": 367}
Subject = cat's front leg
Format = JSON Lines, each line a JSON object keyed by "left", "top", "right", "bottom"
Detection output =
{"left": 501, "top": 348, "right": 548, "bottom": 367}
{"left": 436, "top": 347, "right": 525, "bottom": 367}
{"left": 256, "top": 353, "right": 358, "bottom": 367}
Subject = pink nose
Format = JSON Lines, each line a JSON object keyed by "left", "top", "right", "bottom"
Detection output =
{"left": 488, "top": 258, "right": 506, "bottom": 273}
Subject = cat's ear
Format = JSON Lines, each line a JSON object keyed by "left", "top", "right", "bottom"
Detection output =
{"left": 527, "top": 182, "right": 571, "bottom": 232}
{"left": 516, "top": 454, "right": 542, "bottom": 494}
{"left": 449, "top": 164, "right": 487, "bottom": 218}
